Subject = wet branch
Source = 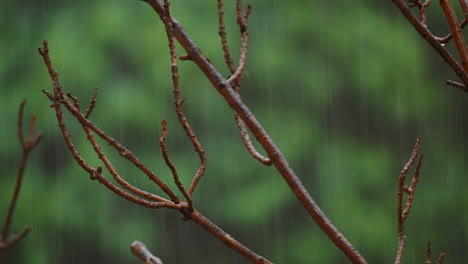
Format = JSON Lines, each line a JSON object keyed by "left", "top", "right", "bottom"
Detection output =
{"left": 392, "top": 0, "right": 468, "bottom": 93}
{"left": 394, "top": 138, "right": 444, "bottom": 264}
{"left": 144, "top": 0, "right": 367, "bottom": 263}
{"left": 39, "top": 15, "right": 271, "bottom": 263}
{"left": 217, "top": 0, "right": 271, "bottom": 166}
{"left": 0, "top": 101, "right": 42, "bottom": 260}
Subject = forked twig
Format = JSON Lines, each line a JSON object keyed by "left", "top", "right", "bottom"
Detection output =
{"left": 217, "top": 0, "right": 272, "bottom": 166}
{"left": 159, "top": 119, "right": 192, "bottom": 209}
{"left": 160, "top": 1, "right": 207, "bottom": 198}
{"left": 394, "top": 137, "right": 445, "bottom": 264}
{"left": 395, "top": 137, "right": 422, "bottom": 264}
{"left": 0, "top": 101, "right": 42, "bottom": 260}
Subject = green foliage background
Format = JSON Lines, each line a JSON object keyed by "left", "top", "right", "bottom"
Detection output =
{"left": 1, "top": 0, "right": 467, "bottom": 263}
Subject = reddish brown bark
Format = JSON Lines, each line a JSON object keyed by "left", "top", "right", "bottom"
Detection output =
{"left": 145, "top": 1, "right": 367, "bottom": 263}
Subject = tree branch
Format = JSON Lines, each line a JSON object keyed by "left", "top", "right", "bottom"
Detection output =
{"left": 1, "top": 101, "right": 42, "bottom": 260}
{"left": 392, "top": 0, "right": 468, "bottom": 92}
{"left": 439, "top": 0, "right": 468, "bottom": 73}
{"left": 216, "top": 0, "right": 271, "bottom": 166}
{"left": 144, "top": 1, "right": 367, "bottom": 263}
{"left": 39, "top": 37, "right": 272, "bottom": 264}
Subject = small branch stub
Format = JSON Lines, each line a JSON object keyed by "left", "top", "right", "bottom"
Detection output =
{"left": 130, "top": 241, "right": 164, "bottom": 264}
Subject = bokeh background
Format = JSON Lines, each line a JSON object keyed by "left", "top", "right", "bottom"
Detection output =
{"left": 1, "top": 0, "right": 467, "bottom": 263}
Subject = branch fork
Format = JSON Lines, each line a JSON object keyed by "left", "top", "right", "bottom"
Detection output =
{"left": 393, "top": 0, "right": 468, "bottom": 92}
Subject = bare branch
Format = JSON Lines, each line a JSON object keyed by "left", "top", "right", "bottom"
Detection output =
{"left": 1, "top": 101, "right": 42, "bottom": 258}
{"left": 39, "top": 38, "right": 272, "bottom": 263}
{"left": 39, "top": 41, "right": 180, "bottom": 203}
{"left": 425, "top": 242, "right": 432, "bottom": 264}
{"left": 161, "top": 2, "right": 207, "bottom": 198}
{"left": 145, "top": 1, "right": 367, "bottom": 262}
{"left": 435, "top": 19, "right": 468, "bottom": 44}
{"left": 0, "top": 226, "right": 31, "bottom": 250}
{"left": 436, "top": 252, "right": 446, "bottom": 264}
{"left": 216, "top": 0, "right": 271, "bottom": 166}
{"left": 235, "top": 116, "right": 272, "bottom": 165}
{"left": 393, "top": 137, "right": 444, "bottom": 264}
{"left": 227, "top": 0, "right": 251, "bottom": 86}
{"left": 159, "top": 119, "right": 192, "bottom": 209}
{"left": 131, "top": 241, "right": 164, "bottom": 264}
{"left": 446, "top": 80, "right": 468, "bottom": 92}
{"left": 408, "top": 0, "right": 432, "bottom": 27}
{"left": 392, "top": 0, "right": 468, "bottom": 92}
{"left": 84, "top": 88, "right": 98, "bottom": 118}
{"left": 217, "top": 0, "right": 236, "bottom": 73}
{"left": 439, "top": 0, "right": 468, "bottom": 73}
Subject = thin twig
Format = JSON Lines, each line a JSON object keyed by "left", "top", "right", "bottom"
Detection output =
{"left": 84, "top": 88, "right": 98, "bottom": 118}
{"left": 446, "top": 80, "right": 468, "bottom": 92}
{"left": 1, "top": 101, "right": 42, "bottom": 258}
{"left": 235, "top": 116, "right": 272, "bottom": 165}
{"left": 216, "top": 0, "right": 271, "bottom": 165}
{"left": 408, "top": 0, "right": 432, "bottom": 27}
{"left": 161, "top": 2, "right": 207, "bottom": 198}
{"left": 159, "top": 119, "right": 192, "bottom": 209}
{"left": 425, "top": 242, "right": 432, "bottom": 264}
{"left": 395, "top": 137, "right": 426, "bottom": 264}
{"left": 130, "top": 241, "right": 164, "bottom": 264}
{"left": 402, "top": 154, "right": 423, "bottom": 220}
{"left": 436, "top": 252, "right": 446, "bottom": 264}
{"left": 0, "top": 226, "right": 31, "bottom": 250}
{"left": 226, "top": 0, "right": 251, "bottom": 86}
{"left": 217, "top": 0, "right": 236, "bottom": 73}
{"left": 435, "top": 19, "right": 468, "bottom": 44}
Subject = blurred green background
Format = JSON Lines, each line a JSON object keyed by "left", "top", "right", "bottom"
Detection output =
{"left": 1, "top": 0, "right": 467, "bottom": 263}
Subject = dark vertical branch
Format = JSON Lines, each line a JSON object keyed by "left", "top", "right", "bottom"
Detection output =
{"left": 0, "top": 101, "right": 42, "bottom": 259}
